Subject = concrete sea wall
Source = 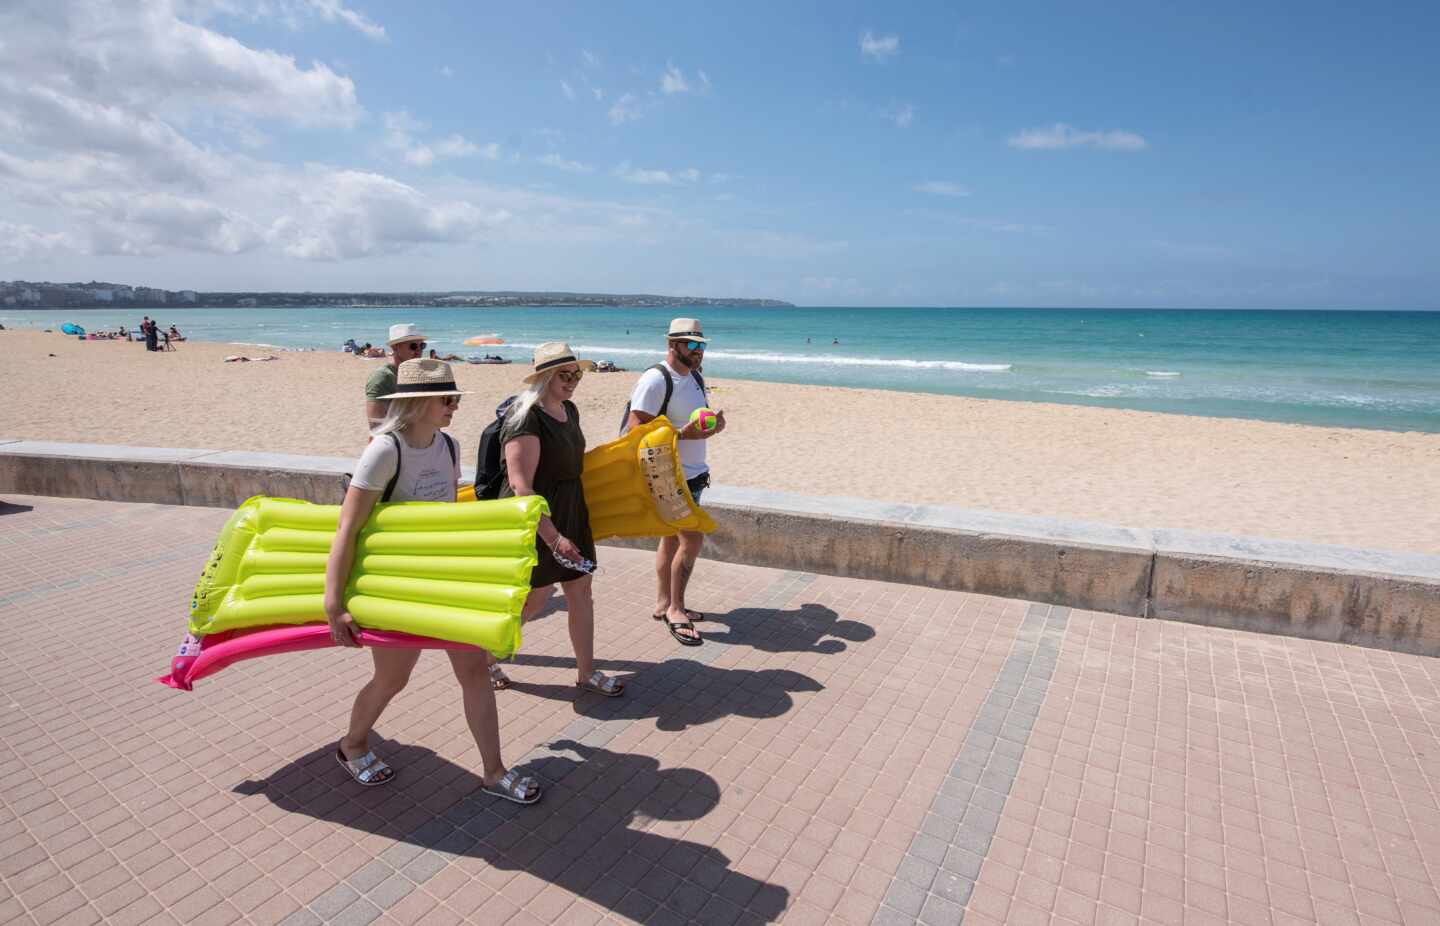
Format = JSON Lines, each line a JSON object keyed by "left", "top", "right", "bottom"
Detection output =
{"left": 4, "top": 438, "right": 1437, "bottom": 655}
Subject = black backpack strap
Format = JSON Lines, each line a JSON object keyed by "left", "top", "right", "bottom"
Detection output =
{"left": 381, "top": 432, "right": 402, "bottom": 502}
{"left": 653, "top": 364, "right": 675, "bottom": 419}
{"left": 442, "top": 431, "right": 457, "bottom": 467}
{"left": 693, "top": 368, "right": 707, "bottom": 401}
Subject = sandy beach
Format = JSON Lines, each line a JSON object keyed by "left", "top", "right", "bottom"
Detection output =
{"left": 6, "top": 328, "right": 1439, "bottom": 554}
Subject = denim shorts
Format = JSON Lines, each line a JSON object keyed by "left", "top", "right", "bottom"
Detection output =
{"left": 686, "top": 471, "right": 711, "bottom": 504}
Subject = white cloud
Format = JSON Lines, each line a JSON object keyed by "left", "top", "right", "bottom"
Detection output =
{"left": 913, "top": 181, "right": 970, "bottom": 198}
{"left": 0, "top": 3, "right": 511, "bottom": 263}
{"left": 272, "top": 169, "right": 502, "bottom": 260}
{"left": 2, "top": 1, "right": 363, "bottom": 130}
{"left": 612, "top": 162, "right": 702, "bottom": 185}
{"left": 661, "top": 64, "right": 691, "bottom": 95}
{"left": 440, "top": 65, "right": 454, "bottom": 78}
{"left": 887, "top": 103, "right": 915, "bottom": 128}
{"left": 608, "top": 93, "right": 643, "bottom": 125}
{"left": 0, "top": 221, "right": 82, "bottom": 262}
{"left": 860, "top": 31, "right": 900, "bottom": 61}
{"left": 538, "top": 153, "right": 595, "bottom": 174}
{"left": 300, "top": 0, "right": 387, "bottom": 41}
{"left": 581, "top": 49, "right": 600, "bottom": 68}
{"left": 1008, "top": 123, "right": 1148, "bottom": 151}
{"left": 699, "top": 70, "right": 711, "bottom": 90}
{"left": 560, "top": 80, "right": 576, "bottom": 101}
{"left": 383, "top": 112, "right": 494, "bottom": 167}
{"left": 181, "top": 0, "right": 387, "bottom": 41}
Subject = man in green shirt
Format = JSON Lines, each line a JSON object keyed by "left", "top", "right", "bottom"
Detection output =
{"left": 364, "top": 323, "right": 428, "bottom": 428}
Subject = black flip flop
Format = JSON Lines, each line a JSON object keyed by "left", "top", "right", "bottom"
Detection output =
{"left": 662, "top": 617, "right": 703, "bottom": 646}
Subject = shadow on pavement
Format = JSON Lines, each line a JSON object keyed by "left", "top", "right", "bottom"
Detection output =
{"left": 699, "top": 602, "right": 875, "bottom": 654}
{"left": 236, "top": 738, "right": 789, "bottom": 922}
{"left": 505, "top": 654, "right": 824, "bottom": 732}
{"left": 0, "top": 501, "right": 34, "bottom": 517}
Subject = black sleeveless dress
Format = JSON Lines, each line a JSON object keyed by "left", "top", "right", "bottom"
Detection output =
{"left": 499, "top": 400, "right": 597, "bottom": 587}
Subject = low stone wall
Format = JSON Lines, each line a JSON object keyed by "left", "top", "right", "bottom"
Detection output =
{"left": 4, "top": 439, "right": 1438, "bottom": 655}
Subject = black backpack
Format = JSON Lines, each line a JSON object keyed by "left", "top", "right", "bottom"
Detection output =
{"left": 474, "top": 396, "right": 518, "bottom": 500}
{"left": 341, "top": 431, "right": 457, "bottom": 501}
{"left": 619, "top": 364, "right": 706, "bottom": 435}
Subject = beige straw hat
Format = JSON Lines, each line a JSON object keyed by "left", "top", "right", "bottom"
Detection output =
{"left": 523, "top": 341, "right": 596, "bottom": 384}
{"left": 667, "top": 317, "right": 706, "bottom": 342}
{"left": 375, "top": 358, "right": 471, "bottom": 399}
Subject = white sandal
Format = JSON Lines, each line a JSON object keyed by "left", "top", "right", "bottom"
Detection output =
{"left": 576, "top": 670, "right": 625, "bottom": 698}
{"left": 482, "top": 769, "right": 541, "bottom": 804}
{"left": 336, "top": 745, "right": 394, "bottom": 786}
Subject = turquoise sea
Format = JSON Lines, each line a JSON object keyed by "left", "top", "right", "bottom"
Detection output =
{"left": 9, "top": 306, "right": 1440, "bottom": 433}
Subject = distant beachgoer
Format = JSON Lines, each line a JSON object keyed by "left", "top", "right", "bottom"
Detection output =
{"left": 488, "top": 343, "right": 620, "bottom": 698}
{"left": 162, "top": 328, "right": 173, "bottom": 351}
{"left": 832, "top": 338, "right": 839, "bottom": 345}
{"left": 805, "top": 337, "right": 811, "bottom": 344}
{"left": 169, "top": 325, "right": 183, "bottom": 341}
{"left": 429, "top": 349, "right": 439, "bottom": 359}
{"left": 328, "top": 358, "right": 539, "bottom": 804}
{"left": 145, "top": 320, "right": 159, "bottom": 352}
{"left": 364, "top": 324, "right": 427, "bottom": 430}
{"left": 623, "top": 317, "right": 725, "bottom": 646}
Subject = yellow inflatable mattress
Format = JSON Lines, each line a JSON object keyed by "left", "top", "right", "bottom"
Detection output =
{"left": 456, "top": 417, "right": 715, "bottom": 540}
{"left": 189, "top": 495, "right": 548, "bottom": 657}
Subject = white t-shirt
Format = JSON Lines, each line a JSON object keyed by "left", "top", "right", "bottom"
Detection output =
{"left": 350, "top": 431, "right": 460, "bottom": 502}
{"left": 630, "top": 361, "right": 709, "bottom": 479}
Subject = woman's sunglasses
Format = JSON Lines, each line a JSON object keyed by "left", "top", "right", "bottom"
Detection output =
{"left": 555, "top": 370, "right": 585, "bottom": 384}
{"left": 440, "top": 395, "right": 462, "bottom": 407}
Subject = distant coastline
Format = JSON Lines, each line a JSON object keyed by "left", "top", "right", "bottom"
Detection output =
{"left": 0, "top": 280, "right": 793, "bottom": 310}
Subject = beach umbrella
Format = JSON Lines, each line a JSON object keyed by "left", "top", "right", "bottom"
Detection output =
{"left": 464, "top": 336, "right": 505, "bottom": 346}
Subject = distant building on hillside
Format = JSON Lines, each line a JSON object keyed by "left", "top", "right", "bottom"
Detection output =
{"left": 135, "top": 287, "right": 168, "bottom": 303}
{"left": 89, "top": 289, "right": 114, "bottom": 302}
{"left": 179, "top": 290, "right": 198, "bottom": 303}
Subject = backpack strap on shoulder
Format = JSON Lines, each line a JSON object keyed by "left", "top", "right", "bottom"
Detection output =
{"left": 442, "top": 431, "right": 457, "bottom": 467}
{"left": 381, "top": 432, "right": 402, "bottom": 503}
{"left": 653, "top": 363, "right": 675, "bottom": 420}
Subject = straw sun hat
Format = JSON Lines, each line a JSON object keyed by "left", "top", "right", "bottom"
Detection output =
{"left": 523, "top": 342, "right": 596, "bottom": 384}
{"left": 667, "top": 317, "right": 706, "bottom": 342}
{"left": 376, "top": 358, "right": 471, "bottom": 400}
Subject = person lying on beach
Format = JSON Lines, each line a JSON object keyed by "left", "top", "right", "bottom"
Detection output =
{"left": 487, "top": 343, "right": 623, "bottom": 698}
{"left": 326, "top": 358, "right": 540, "bottom": 803}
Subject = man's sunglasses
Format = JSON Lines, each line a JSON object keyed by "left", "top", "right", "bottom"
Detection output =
{"left": 401, "top": 340, "right": 426, "bottom": 352}
{"left": 680, "top": 340, "right": 706, "bottom": 351}
{"left": 555, "top": 369, "right": 585, "bottom": 384}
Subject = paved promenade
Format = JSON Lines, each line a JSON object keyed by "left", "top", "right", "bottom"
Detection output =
{"left": 3, "top": 494, "right": 1440, "bottom": 925}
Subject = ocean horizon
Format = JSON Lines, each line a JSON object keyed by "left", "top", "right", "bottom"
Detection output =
{"left": 10, "top": 305, "right": 1440, "bottom": 433}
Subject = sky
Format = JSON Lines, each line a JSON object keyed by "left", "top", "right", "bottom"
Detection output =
{"left": 1, "top": 0, "right": 1437, "bottom": 308}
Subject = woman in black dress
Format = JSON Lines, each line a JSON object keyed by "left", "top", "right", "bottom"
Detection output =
{"left": 495, "top": 342, "right": 624, "bottom": 697}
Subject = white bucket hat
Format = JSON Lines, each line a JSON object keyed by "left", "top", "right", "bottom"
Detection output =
{"left": 375, "top": 358, "right": 471, "bottom": 399}
{"left": 387, "top": 323, "right": 427, "bottom": 347}
{"left": 522, "top": 341, "right": 596, "bottom": 384}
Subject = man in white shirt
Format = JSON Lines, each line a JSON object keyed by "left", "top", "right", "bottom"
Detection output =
{"left": 624, "top": 317, "right": 726, "bottom": 645}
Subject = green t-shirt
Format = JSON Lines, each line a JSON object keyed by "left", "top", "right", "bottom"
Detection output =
{"left": 365, "top": 364, "right": 398, "bottom": 401}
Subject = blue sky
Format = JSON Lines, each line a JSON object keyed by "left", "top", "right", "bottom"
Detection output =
{"left": 1, "top": 0, "right": 1437, "bottom": 307}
